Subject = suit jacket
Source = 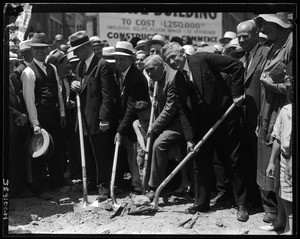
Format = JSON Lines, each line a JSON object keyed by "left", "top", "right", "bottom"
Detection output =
{"left": 186, "top": 52, "right": 244, "bottom": 128}
{"left": 76, "top": 55, "right": 115, "bottom": 135}
{"left": 116, "top": 64, "right": 149, "bottom": 141}
{"left": 243, "top": 44, "right": 269, "bottom": 128}
{"left": 151, "top": 70, "right": 181, "bottom": 134}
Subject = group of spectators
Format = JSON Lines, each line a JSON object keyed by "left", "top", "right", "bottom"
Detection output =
{"left": 8, "top": 11, "right": 293, "bottom": 234}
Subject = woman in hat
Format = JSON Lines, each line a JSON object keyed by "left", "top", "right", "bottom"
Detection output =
{"left": 254, "top": 13, "right": 293, "bottom": 224}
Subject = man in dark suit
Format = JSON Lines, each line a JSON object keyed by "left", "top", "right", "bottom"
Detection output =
{"left": 111, "top": 41, "right": 150, "bottom": 194}
{"left": 143, "top": 54, "right": 194, "bottom": 200}
{"left": 69, "top": 31, "right": 115, "bottom": 201}
{"left": 162, "top": 42, "right": 248, "bottom": 222}
{"left": 236, "top": 19, "right": 269, "bottom": 210}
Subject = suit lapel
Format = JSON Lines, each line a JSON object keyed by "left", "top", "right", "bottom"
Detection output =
{"left": 187, "top": 56, "right": 204, "bottom": 96}
{"left": 81, "top": 56, "right": 99, "bottom": 93}
{"left": 244, "top": 47, "right": 262, "bottom": 84}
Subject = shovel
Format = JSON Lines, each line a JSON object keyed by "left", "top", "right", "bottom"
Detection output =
{"left": 142, "top": 81, "right": 158, "bottom": 195}
{"left": 73, "top": 93, "right": 97, "bottom": 212}
{"left": 151, "top": 103, "right": 236, "bottom": 209}
{"left": 110, "top": 139, "right": 121, "bottom": 210}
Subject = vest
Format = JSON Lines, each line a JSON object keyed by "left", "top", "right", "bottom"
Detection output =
{"left": 29, "top": 62, "right": 59, "bottom": 112}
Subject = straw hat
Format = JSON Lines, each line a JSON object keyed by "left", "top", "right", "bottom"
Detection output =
{"left": 219, "top": 31, "right": 237, "bottom": 45}
{"left": 68, "top": 31, "right": 90, "bottom": 52}
{"left": 29, "top": 128, "right": 54, "bottom": 160}
{"left": 90, "top": 36, "right": 104, "bottom": 46}
{"left": 27, "top": 33, "right": 51, "bottom": 47}
{"left": 9, "top": 51, "right": 19, "bottom": 61}
{"left": 255, "top": 13, "right": 291, "bottom": 29}
{"left": 102, "top": 46, "right": 116, "bottom": 63}
{"left": 145, "top": 34, "right": 166, "bottom": 51}
{"left": 134, "top": 39, "right": 147, "bottom": 51}
{"left": 67, "top": 51, "right": 79, "bottom": 63}
{"left": 110, "top": 41, "right": 134, "bottom": 56}
{"left": 18, "top": 39, "right": 31, "bottom": 53}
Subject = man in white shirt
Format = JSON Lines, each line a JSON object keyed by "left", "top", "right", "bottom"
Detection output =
{"left": 21, "top": 33, "right": 66, "bottom": 199}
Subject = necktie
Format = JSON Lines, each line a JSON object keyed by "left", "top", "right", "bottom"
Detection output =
{"left": 182, "top": 70, "right": 191, "bottom": 82}
{"left": 119, "top": 74, "right": 124, "bottom": 93}
{"left": 244, "top": 52, "right": 250, "bottom": 78}
{"left": 82, "top": 62, "right": 87, "bottom": 78}
{"left": 149, "top": 78, "right": 155, "bottom": 98}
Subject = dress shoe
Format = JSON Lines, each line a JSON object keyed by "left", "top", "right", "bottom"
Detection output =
{"left": 185, "top": 204, "right": 210, "bottom": 214}
{"left": 237, "top": 205, "right": 249, "bottom": 222}
{"left": 263, "top": 212, "right": 277, "bottom": 223}
{"left": 145, "top": 190, "right": 155, "bottom": 201}
{"left": 36, "top": 192, "right": 53, "bottom": 200}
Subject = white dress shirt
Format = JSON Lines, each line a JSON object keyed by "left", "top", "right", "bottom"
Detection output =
{"left": 21, "top": 58, "right": 65, "bottom": 127}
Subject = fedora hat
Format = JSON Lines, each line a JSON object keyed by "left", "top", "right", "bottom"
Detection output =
{"left": 27, "top": 32, "right": 51, "bottom": 47}
{"left": 68, "top": 31, "right": 90, "bottom": 53}
{"left": 102, "top": 46, "right": 116, "bottom": 63}
{"left": 145, "top": 34, "right": 166, "bottom": 51}
{"left": 110, "top": 41, "right": 134, "bottom": 56}
{"left": 18, "top": 39, "right": 31, "bottom": 53}
{"left": 29, "top": 128, "right": 54, "bottom": 160}
{"left": 219, "top": 31, "right": 237, "bottom": 45}
{"left": 46, "top": 49, "right": 67, "bottom": 66}
{"left": 255, "top": 13, "right": 291, "bottom": 29}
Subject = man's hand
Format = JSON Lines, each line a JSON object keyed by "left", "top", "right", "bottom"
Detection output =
{"left": 33, "top": 125, "right": 42, "bottom": 135}
{"left": 60, "top": 117, "right": 66, "bottom": 129}
{"left": 260, "top": 72, "right": 273, "bottom": 86}
{"left": 146, "top": 126, "right": 154, "bottom": 139}
{"left": 187, "top": 140, "right": 195, "bottom": 153}
{"left": 285, "top": 158, "right": 292, "bottom": 186}
{"left": 71, "top": 80, "right": 82, "bottom": 93}
{"left": 232, "top": 95, "right": 244, "bottom": 107}
{"left": 114, "top": 132, "right": 122, "bottom": 143}
{"left": 65, "top": 100, "right": 75, "bottom": 109}
{"left": 99, "top": 120, "right": 109, "bottom": 132}
{"left": 15, "top": 114, "right": 27, "bottom": 126}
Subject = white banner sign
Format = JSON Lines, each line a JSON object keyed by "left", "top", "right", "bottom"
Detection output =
{"left": 99, "top": 12, "right": 222, "bottom": 46}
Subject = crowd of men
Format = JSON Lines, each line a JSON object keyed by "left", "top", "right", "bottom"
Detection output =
{"left": 8, "top": 12, "right": 293, "bottom": 234}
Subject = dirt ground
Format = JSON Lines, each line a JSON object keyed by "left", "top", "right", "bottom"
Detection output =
{"left": 5, "top": 180, "right": 281, "bottom": 237}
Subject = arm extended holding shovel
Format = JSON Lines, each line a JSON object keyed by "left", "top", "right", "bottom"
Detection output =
{"left": 142, "top": 81, "right": 158, "bottom": 195}
{"left": 151, "top": 103, "right": 236, "bottom": 209}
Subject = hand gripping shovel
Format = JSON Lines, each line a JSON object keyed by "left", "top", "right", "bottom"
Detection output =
{"left": 142, "top": 81, "right": 158, "bottom": 195}
{"left": 110, "top": 139, "right": 121, "bottom": 210}
{"left": 73, "top": 93, "right": 97, "bottom": 212}
{"left": 151, "top": 103, "right": 236, "bottom": 210}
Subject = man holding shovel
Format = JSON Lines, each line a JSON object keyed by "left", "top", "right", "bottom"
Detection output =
{"left": 143, "top": 55, "right": 194, "bottom": 201}
{"left": 162, "top": 42, "right": 248, "bottom": 222}
{"left": 68, "top": 31, "right": 115, "bottom": 202}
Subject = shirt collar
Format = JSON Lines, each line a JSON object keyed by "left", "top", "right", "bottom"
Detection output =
{"left": 33, "top": 58, "right": 46, "bottom": 68}
{"left": 85, "top": 53, "right": 95, "bottom": 69}
{"left": 182, "top": 58, "right": 190, "bottom": 72}
{"left": 122, "top": 65, "right": 131, "bottom": 78}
